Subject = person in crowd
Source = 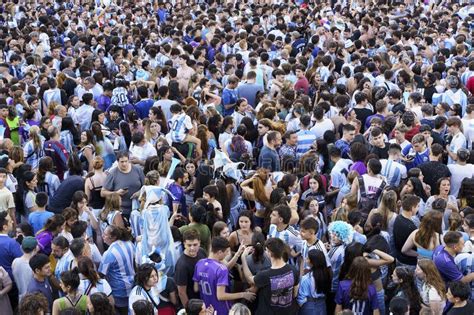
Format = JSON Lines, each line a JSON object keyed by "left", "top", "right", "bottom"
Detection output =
{"left": 51, "top": 268, "right": 87, "bottom": 314}
{"left": 415, "top": 259, "right": 446, "bottom": 315}
{"left": 241, "top": 237, "right": 299, "bottom": 315}
{"left": 101, "top": 151, "right": 145, "bottom": 219}
{"left": 193, "top": 237, "right": 255, "bottom": 314}
{"left": 87, "top": 292, "right": 115, "bottom": 315}
{"left": 12, "top": 236, "right": 37, "bottom": 301}
{"left": 175, "top": 229, "right": 207, "bottom": 308}
{"left": 27, "top": 253, "right": 53, "bottom": 311}
{"left": 446, "top": 281, "right": 474, "bottom": 314}
{"left": 99, "top": 225, "right": 135, "bottom": 315}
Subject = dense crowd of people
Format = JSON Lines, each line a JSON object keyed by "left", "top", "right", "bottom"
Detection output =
{"left": 1, "top": 0, "right": 474, "bottom": 315}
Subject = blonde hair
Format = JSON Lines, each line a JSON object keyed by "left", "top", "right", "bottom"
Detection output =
{"left": 29, "top": 125, "right": 42, "bottom": 152}
{"left": 100, "top": 193, "right": 121, "bottom": 222}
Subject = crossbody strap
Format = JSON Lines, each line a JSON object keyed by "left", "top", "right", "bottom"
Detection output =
{"left": 142, "top": 286, "right": 160, "bottom": 310}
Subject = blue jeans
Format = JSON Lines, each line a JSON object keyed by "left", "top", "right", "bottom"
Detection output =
{"left": 377, "top": 289, "right": 385, "bottom": 315}
{"left": 299, "top": 298, "right": 327, "bottom": 315}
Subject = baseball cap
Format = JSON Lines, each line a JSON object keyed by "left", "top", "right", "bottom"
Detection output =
{"left": 22, "top": 236, "right": 38, "bottom": 251}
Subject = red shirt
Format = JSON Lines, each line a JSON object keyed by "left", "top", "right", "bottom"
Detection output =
{"left": 467, "top": 76, "right": 474, "bottom": 95}
{"left": 294, "top": 77, "right": 309, "bottom": 94}
{"left": 405, "top": 125, "right": 420, "bottom": 142}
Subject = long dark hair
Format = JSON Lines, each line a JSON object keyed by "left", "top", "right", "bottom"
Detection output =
{"left": 339, "top": 242, "right": 364, "bottom": 281}
{"left": 407, "top": 177, "right": 428, "bottom": 202}
{"left": 214, "top": 179, "right": 230, "bottom": 222}
{"left": 119, "top": 121, "right": 132, "bottom": 149}
{"left": 251, "top": 231, "right": 266, "bottom": 264}
{"left": 393, "top": 267, "right": 423, "bottom": 312}
{"left": 308, "top": 249, "right": 332, "bottom": 295}
{"left": 89, "top": 292, "right": 114, "bottom": 315}
{"left": 77, "top": 256, "right": 100, "bottom": 287}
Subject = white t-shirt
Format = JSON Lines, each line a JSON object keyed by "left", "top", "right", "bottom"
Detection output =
{"left": 448, "top": 132, "right": 467, "bottom": 165}
{"left": 130, "top": 142, "right": 157, "bottom": 162}
{"left": 310, "top": 118, "right": 334, "bottom": 139}
{"left": 447, "top": 163, "right": 474, "bottom": 197}
{"left": 462, "top": 117, "right": 474, "bottom": 149}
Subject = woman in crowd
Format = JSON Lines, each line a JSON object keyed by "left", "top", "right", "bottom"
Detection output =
{"left": 84, "top": 157, "right": 107, "bottom": 216}
{"left": 415, "top": 259, "right": 446, "bottom": 315}
{"left": 36, "top": 157, "right": 60, "bottom": 200}
{"left": 335, "top": 257, "right": 380, "bottom": 314}
{"left": 77, "top": 256, "right": 114, "bottom": 305}
{"left": 402, "top": 211, "right": 443, "bottom": 259}
{"left": 87, "top": 292, "right": 115, "bottom": 315}
{"left": 51, "top": 268, "right": 88, "bottom": 314}
{"left": 297, "top": 249, "right": 332, "bottom": 315}
{"left": 389, "top": 266, "right": 423, "bottom": 315}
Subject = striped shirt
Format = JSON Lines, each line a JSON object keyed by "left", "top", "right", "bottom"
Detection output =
{"left": 23, "top": 138, "right": 44, "bottom": 169}
{"left": 296, "top": 130, "right": 316, "bottom": 157}
{"left": 268, "top": 224, "right": 303, "bottom": 265}
{"left": 168, "top": 113, "right": 193, "bottom": 143}
{"left": 380, "top": 159, "right": 407, "bottom": 187}
{"left": 301, "top": 239, "right": 331, "bottom": 271}
{"left": 55, "top": 250, "right": 74, "bottom": 280}
{"left": 79, "top": 278, "right": 112, "bottom": 297}
{"left": 328, "top": 244, "right": 345, "bottom": 292}
{"left": 98, "top": 240, "right": 135, "bottom": 304}
{"left": 454, "top": 252, "right": 474, "bottom": 297}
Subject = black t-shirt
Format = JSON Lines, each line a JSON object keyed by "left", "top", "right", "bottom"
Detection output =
{"left": 418, "top": 161, "right": 451, "bottom": 195}
{"left": 447, "top": 301, "right": 474, "bottom": 315}
{"left": 174, "top": 248, "right": 207, "bottom": 302}
{"left": 354, "top": 108, "right": 374, "bottom": 132}
{"left": 431, "top": 131, "right": 445, "bottom": 147}
{"left": 393, "top": 215, "right": 417, "bottom": 265}
{"left": 392, "top": 102, "right": 406, "bottom": 115}
{"left": 370, "top": 143, "right": 390, "bottom": 159}
{"left": 158, "top": 277, "right": 178, "bottom": 310}
{"left": 254, "top": 264, "right": 299, "bottom": 315}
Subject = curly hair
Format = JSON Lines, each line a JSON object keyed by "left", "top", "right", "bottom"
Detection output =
{"left": 328, "top": 221, "right": 354, "bottom": 245}
{"left": 19, "top": 293, "right": 49, "bottom": 315}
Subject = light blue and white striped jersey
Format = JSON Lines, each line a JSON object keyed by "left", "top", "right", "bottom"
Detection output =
{"left": 328, "top": 244, "right": 345, "bottom": 292}
{"left": 380, "top": 159, "right": 407, "bottom": 187}
{"left": 98, "top": 240, "right": 135, "bottom": 303}
{"left": 55, "top": 250, "right": 74, "bottom": 280}
{"left": 78, "top": 278, "right": 112, "bottom": 297}
{"left": 297, "top": 271, "right": 326, "bottom": 306}
{"left": 301, "top": 239, "right": 331, "bottom": 271}
{"left": 168, "top": 112, "right": 193, "bottom": 143}
{"left": 454, "top": 252, "right": 474, "bottom": 298}
{"left": 268, "top": 224, "right": 303, "bottom": 254}
{"left": 23, "top": 138, "right": 44, "bottom": 170}
{"left": 296, "top": 130, "right": 316, "bottom": 157}
{"left": 330, "top": 159, "right": 352, "bottom": 189}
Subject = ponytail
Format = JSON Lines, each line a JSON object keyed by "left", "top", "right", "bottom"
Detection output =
{"left": 77, "top": 256, "right": 100, "bottom": 287}
{"left": 251, "top": 232, "right": 266, "bottom": 263}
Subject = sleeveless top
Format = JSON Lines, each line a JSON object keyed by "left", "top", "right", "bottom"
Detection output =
{"left": 88, "top": 177, "right": 105, "bottom": 209}
{"left": 57, "top": 294, "right": 88, "bottom": 314}
{"left": 78, "top": 144, "right": 95, "bottom": 171}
